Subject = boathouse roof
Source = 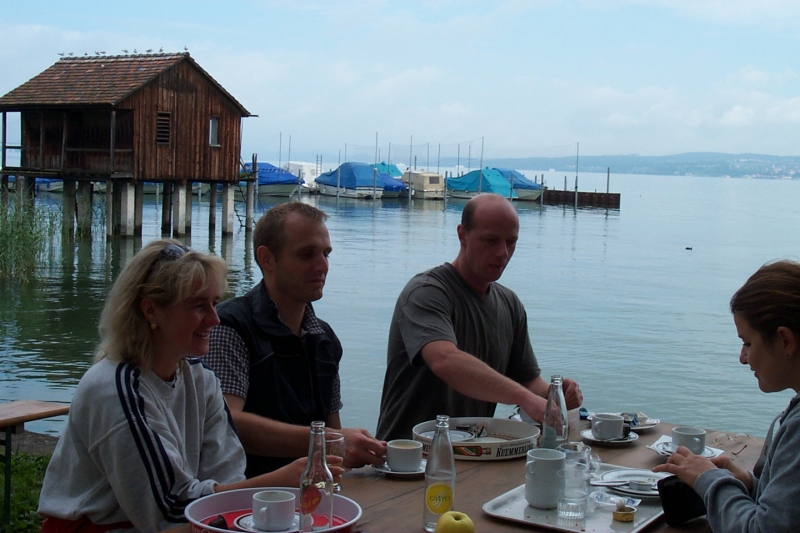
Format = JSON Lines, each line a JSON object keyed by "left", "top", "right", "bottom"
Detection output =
{"left": 0, "top": 53, "right": 251, "bottom": 116}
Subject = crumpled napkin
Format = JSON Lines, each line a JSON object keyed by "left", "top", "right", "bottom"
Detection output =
{"left": 648, "top": 434, "right": 724, "bottom": 458}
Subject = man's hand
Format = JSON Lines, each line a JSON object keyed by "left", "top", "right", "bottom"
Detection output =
{"left": 336, "top": 427, "right": 387, "bottom": 468}
{"left": 562, "top": 378, "right": 583, "bottom": 409}
{"left": 653, "top": 446, "right": 717, "bottom": 488}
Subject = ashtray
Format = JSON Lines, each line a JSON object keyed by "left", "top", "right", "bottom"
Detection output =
{"left": 612, "top": 505, "right": 636, "bottom": 522}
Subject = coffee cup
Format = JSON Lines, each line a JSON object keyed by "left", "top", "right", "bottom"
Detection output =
{"left": 386, "top": 439, "right": 423, "bottom": 472}
{"left": 525, "top": 448, "right": 566, "bottom": 509}
{"left": 252, "top": 490, "right": 296, "bottom": 531}
{"left": 591, "top": 413, "right": 624, "bottom": 440}
{"left": 672, "top": 426, "right": 706, "bottom": 455}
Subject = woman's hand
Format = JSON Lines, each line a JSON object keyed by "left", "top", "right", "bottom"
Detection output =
{"left": 709, "top": 454, "right": 753, "bottom": 492}
{"left": 652, "top": 446, "right": 717, "bottom": 488}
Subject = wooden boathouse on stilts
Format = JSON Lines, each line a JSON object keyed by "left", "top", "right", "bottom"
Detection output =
{"left": 0, "top": 52, "right": 254, "bottom": 239}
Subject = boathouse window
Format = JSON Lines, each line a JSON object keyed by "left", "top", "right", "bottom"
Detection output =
{"left": 209, "top": 116, "right": 220, "bottom": 146}
{"left": 156, "top": 112, "right": 171, "bottom": 144}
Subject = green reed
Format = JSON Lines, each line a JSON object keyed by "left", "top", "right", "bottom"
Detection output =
{"left": 0, "top": 200, "right": 59, "bottom": 282}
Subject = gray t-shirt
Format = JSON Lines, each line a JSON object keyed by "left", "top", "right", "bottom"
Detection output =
{"left": 376, "top": 263, "right": 540, "bottom": 440}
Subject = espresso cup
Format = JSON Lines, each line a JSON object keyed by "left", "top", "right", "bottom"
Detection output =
{"left": 252, "top": 490, "right": 296, "bottom": 531}
{"left": 672, "top": 426, "right": 706, "bottom": 455}
{"left": 386, "top": 439, "right": 423, "bottom": 472}
{"left": 591, "top": 413, "right": 625, "bottom": 440}
{"left": 525, "top": 448, "right": 566, "bottom": 509}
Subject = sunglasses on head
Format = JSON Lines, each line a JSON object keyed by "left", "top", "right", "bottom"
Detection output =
{"left": 145, "top": 243, "right": 190, "bottom": 280}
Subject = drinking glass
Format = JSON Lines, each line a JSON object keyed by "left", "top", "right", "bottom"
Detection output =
{"left": 325, "top": 431, "right": 346, "bottom": 492}
{"left": 557, "top": 464, "right": 589, "bottom": 520}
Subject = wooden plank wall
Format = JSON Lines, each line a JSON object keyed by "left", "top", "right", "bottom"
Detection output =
{"left": 120, "top": 60, "right": 242, "bottom": 183}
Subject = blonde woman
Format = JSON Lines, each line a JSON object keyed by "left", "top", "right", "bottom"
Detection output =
{"left": 38, "top": 240, "right": 331, "bottom": 533}
{"left": 655, "top": 260, "right": 800, "bottom": 532}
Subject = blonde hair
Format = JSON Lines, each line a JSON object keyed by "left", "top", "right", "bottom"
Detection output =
{"left": 94, "top": 239, "right": 227, "bottom": 370}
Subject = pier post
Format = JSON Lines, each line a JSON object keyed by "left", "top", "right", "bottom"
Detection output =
{"left": 134, "top": 181, "right": 144, "bottom": 236}
{"left": 161, "top": 182, "right": 172, "bottom": 235}
{"left": 105, "top": 180, "right": 113, "bottom": 238}
{"left": 208, "top": 184, "right": 218, "bottom": 229}
{"left": 185, "top": 182, "right": 193, "bottom": 233}
{"left": 119, "top": 182, "right": 134, "bottom": 237}
{"left": 221, "top": 183, "right": 234, "bottom": 235}
{"left": 172, "top": 181, "right": 187, "bottom": 236}
{"left": 76, "top": 181, "right": 93, "bottom": 239}
{"left": 245, "top": 180, "right": 254, "bottom": 231}
{"left": 63, "top": 179, "right": 76, "bottom": 239}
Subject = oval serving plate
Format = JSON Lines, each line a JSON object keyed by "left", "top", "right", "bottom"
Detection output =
{"left": 412, "top": 417, "right": 540, "bottom": 461}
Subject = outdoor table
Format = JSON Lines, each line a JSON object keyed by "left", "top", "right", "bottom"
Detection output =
{"left": 0, "top": 400, "right": 70, "bottom": 525}
{"left": 343, "top": 411, "right": 764, "bottom": 532}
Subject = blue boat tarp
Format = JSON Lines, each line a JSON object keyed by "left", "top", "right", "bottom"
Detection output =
{"left": 317, "top": 162, "right": 388, "bottom": 189}
{"left": 446, "top": 168, "right": 518, "bottom": 197}
{"left": 493, "top": 168, "right": 541, "bottom": 190}
{"left": 243, "top": 162, "right": 301, "bottom": 186}
{"left": 382, "top": 174, "right": 408, "bottom": 193}
{"left": 372, "top": 162, "right": 403, "bottom": 178}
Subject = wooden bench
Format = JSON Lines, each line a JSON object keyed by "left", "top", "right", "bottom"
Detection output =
{"left": 0, "top": 400, "right": 69, "bottom": 525}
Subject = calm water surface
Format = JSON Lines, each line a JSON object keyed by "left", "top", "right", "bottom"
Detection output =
{"left": 2, "top": 171, "right": 798, "bottom": 438}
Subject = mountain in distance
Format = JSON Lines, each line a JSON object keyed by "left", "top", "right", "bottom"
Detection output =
{"left": 450, "top": 152, "right": 800, "bottom": 179}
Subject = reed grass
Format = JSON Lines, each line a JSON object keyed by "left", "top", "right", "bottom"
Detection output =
{"left": 0, "top": 200, "right": 59, "bottom": 282}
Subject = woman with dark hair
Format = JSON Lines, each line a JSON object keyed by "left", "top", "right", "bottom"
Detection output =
{"left": 655, "top": 260, "right": 800, "bottom": 532}
{"left": 38, "top": 240, "right": 334, "bottom": 533}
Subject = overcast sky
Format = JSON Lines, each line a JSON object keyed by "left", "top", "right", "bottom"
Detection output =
{"left": 1, "top": 1, "right": 799, "bottom": 163}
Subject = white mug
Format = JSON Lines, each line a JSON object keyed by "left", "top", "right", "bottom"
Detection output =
{"left": 525, "top": 448, "right": 566, "bottom": 509}
{"left": 672, "top": 426, "right": 706, "bottom": 455}
{"left": 252, "top": 490, "right": 296, "bottom": 531}
{"left": 386, "top": 439, "right": 423, "bottom": 472}
{"left": 591, "top": 413, "right": 624, "bottom": 440}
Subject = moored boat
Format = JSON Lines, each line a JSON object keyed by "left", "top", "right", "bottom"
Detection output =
{"left": 446, "top": 168, "right": 517, "bottom": 199}
{"left": 493, "top": 168, "right": 542, "bottom": 201}
{"left": 401, "top": 170, "right": 445, "bottom": 199}
{"left": 316, "top": 162, "right": 385, "bottom": 199}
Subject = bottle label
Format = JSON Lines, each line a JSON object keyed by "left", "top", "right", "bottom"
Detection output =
{"left": 301, "top": 485, "right": 321, "bottom": 515}
{"left": 425, "top": 483, "right": 453, "bottom": 514}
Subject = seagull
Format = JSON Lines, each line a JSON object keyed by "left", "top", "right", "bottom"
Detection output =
{"left": 68, "top": 52, "right": 74, "bottom": 56}
{"left": 100, "top": 50, "right": 105, "bottom": 55}
{"left": 133, "top": 48, "right": 137, "bottom": 53}
{"left": 159, "top": 47, "right": 163, "bottom": 53}
{"left": 122, "top": 49, "right": 128, "bottom": 54}
{"left": 95, "top": 51, "right": 100, "bottom": 55}
{"left": 58, "top": 52, "right": 65, "bottom": 56}
{"left": 184, "top": 45, "right": 188, "bottom": 51}
{"left": 84, "top": 52, "right": 88, "bottom": 56}
{"left": 146, "top": 48, "right": 152, "bottom": 53}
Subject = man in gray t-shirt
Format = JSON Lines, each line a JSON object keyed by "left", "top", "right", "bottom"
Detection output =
{"left": 377, "top": 193, "right": 583, "bottom": 441}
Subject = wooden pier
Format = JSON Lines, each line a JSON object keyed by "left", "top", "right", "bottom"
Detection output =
{"left": 541, "top": 188, "right": 620, "bottom": 208}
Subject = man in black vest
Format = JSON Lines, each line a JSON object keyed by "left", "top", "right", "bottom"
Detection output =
{"left": 205, "top": 202, "right": 386, "bottom": 477}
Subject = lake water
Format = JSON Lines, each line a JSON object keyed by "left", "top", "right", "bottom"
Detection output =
{"left": 2, "top": 170, "right": 798, "bottom": 439}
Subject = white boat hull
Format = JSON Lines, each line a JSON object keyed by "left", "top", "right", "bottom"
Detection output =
{"left": 257, "top": 183, "right": 301, "bottom": 197}
{"left": 514, "top": 189, "right": 542, "bottom": 201}
{"left": 317, "top": 183, "right": 383, "bottom": 199}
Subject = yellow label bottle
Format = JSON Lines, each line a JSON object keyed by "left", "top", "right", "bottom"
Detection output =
{"left": 423, "top": 415, "right": 455, "bottom": 532}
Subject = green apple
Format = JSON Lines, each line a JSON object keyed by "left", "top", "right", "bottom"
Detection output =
{"left": 435, "top": 511, "right": 475, "bottom": 533}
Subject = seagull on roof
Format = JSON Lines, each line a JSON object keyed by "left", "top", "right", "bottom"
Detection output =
{"left": 95, "top": 51, "right": 100, "bottom": 55}
{"left": 184, "top": 45, "right": 188, "bottom": 51}
{"left": 122, "top": 49, "right": 128, "bottom": 53}
{"left": 58, "top": 52, "right": 65, "bottom": 56}
{"left": 68, "top": 52, "right": 74, "bottom": 56}
{"left": 100, "top": 51, "right": 105, "bottom": 55}
{"left": 84, "top": 52, "right": 88, "bottom": 56}
{"left": 146, "top": 48, "right": 152, "bottom": 53}
{"left": 159, "top": 47, "right": 164, "bottom": 53}
{"left": 133, "top": 48, "right": 137, "bottom": 53}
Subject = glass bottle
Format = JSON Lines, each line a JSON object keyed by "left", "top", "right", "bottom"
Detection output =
{"left": 540, "top": 375, "right": 569, "bottom": 449}
{"left": 300, "top": 421, "right": 334, "bottom": 531}
{"left": 423, "top": 415, "right": 456, "bottom": 532}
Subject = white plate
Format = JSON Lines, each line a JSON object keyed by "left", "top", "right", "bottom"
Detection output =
{"left": 372, "top": 458, "right": 427, "bottom": 477}
{"left": 235, "top": 513, "right": 300, "bottom": 533}
{"left": 580, "top": 429, "right": 639, "bottom": 445}
{"left": 653, "top": 441, "right": 716, "bottom": 458}
{"left": 599, "top": 469, "right": 670, "bottom": 498}
{"left": 417, "top": 430, "right": 473, "bottom": 442}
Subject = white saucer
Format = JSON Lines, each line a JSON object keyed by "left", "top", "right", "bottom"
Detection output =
{"left": 418, "top": 430, "right": 473, "bottom": 442}
{"left": 599, "top": 469, "right": 669, "bottom": 498}
{"left": 580, "top": 429, "right": 638, "bottom": 446}
{"left": 585, "top": 413, "right": 659, "bottom": 431}
{"left": 654, "top": 441, "right": 716, "bottom": 458}
{"left": 373, "top": 458, "right": 427, "bottom": 477}
{"left": 235, "top": 513, "right": 300, "bottom": 533}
